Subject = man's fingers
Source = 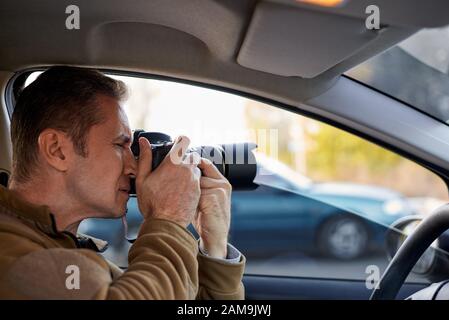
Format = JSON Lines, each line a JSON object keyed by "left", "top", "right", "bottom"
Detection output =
{"left": 200, "top": 176, "right": 227, "bottom": 189}
{"left": 198, "top": 157, "right": 224, "bottom": 179}
{"left": 168, "top": 135, "right": 190, "bottom": 165}
{"left": 137, "top": 137, "right": 153, "bottom": 179}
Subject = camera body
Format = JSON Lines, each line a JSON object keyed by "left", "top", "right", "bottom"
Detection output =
{"left": 128, "top": 130, "right": 258, "bottom": 195}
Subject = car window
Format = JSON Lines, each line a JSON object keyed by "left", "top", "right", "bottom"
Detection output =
{"left": 23, "top": 71, "right": 449, "bottom": 284}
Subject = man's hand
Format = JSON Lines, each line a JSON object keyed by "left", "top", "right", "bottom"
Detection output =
{"left": 135, "top": 136, "right": 201, "bottom": 228}
{"left": 194, "top": 158, "right": 232, "bottom": 259}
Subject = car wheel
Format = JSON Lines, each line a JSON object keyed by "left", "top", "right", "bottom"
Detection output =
{"left": 318, "top": 215, "right": 369, "bottom": 260}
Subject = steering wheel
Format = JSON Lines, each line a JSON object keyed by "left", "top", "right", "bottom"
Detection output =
{"left": 371, "top": 204, "right": 449, "bottom": 300}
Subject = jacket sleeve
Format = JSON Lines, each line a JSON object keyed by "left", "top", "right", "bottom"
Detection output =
{"left": 102, "top": 218, "right": 200, "bottom": 299}
{"left": 196, "top": 250, "right": 246, "bottom": 300}
{"left": 0, "top": 218, "right": 200, "bottom": 299}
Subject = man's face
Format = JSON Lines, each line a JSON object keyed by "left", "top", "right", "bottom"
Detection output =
{"left": 67, "top": 95, "right": 136, "bottom": 219}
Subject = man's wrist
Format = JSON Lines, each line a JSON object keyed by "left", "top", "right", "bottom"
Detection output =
{"left": 199, "top": 238, "right": 227, "bottom": 259}
{"left": 146, "top": 212, "right": 190, "bottom": 228}
{"left": 198, "top": 240, "right": 242, "bottom": 264}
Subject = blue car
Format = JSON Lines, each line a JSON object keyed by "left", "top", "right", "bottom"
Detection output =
{"left": 229, "top": 157, "right": 414, "bottom": 260}
{"left": 79, "top": 158, "right": 414, "bottom": 266}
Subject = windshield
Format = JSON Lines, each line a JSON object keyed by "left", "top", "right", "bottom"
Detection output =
{"left": 347, "top": 25, "right": 449, "bottom": 125}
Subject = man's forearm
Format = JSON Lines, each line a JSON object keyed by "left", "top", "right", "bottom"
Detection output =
{"left": 102, "top": 218, "right": 200, "bottom": 299}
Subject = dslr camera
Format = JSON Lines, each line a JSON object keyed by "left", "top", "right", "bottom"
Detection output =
{"left": 129, "top": 130, "right": 258, "bottom": 195}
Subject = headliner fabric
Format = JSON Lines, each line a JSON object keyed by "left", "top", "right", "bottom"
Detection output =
{"left": 0, "top": 0, "right": 422, "bottom": 103}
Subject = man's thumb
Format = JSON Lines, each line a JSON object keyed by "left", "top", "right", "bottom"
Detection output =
{"left": 137, "top": 137, "right": 152, "bottom": 177}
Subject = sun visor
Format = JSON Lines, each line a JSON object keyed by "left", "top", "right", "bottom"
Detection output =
{"left": 237, "top": 2, "right": 383, "bottom": 78}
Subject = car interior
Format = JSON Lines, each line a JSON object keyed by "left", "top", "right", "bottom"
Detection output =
{"left": 2, "top": 0, "right": 449, "bottom": 300}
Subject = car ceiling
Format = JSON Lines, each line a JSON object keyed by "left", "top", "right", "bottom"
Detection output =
{"left": 0, "top": 0, "right": 449, "bottom": 104}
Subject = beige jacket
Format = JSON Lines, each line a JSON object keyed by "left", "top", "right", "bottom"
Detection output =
{"left": 0, "top": 186, "right": 245, "bottom": 299}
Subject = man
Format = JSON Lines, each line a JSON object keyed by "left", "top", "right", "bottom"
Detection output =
{"left": 0, "top": 66, "right": 245, "bottom": 299}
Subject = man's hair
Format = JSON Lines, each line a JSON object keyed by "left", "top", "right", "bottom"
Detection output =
{"left": 11, "top": 66, "right": 128, "bottom": 183}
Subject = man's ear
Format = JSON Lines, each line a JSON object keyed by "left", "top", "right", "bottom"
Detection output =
{"left": 37, "top": 129, "right": 73, "bottom": 172}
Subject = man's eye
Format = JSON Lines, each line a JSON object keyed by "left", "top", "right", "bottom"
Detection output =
{"left": 115, "top": 143, "right": 125, "bottom": 149}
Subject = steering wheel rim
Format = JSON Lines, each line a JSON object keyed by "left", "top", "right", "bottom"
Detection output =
{"left": 371, "top": 204, "right": 449, "bottom": 300}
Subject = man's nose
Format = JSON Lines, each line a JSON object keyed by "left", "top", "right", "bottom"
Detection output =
{"left": 124, "top": 148, "right": 137, "bottom": 177}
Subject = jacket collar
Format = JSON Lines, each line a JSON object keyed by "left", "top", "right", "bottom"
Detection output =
{"left": 0, "top": 185, "right": 108, "bottom": 252}
{"left": 0, "top": 185, "right": 59, "bottom": 236}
